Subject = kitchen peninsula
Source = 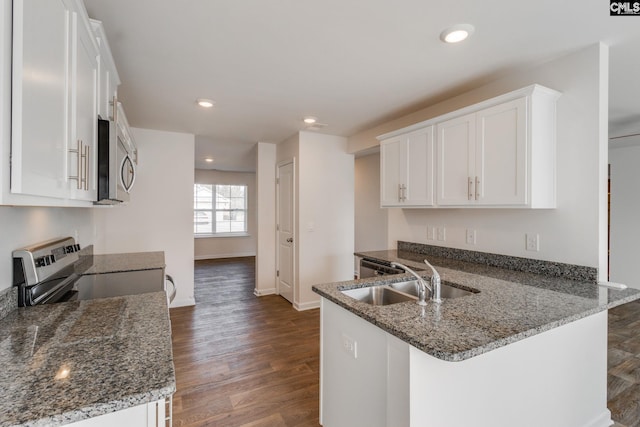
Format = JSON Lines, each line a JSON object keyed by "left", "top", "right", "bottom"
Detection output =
{"left": 313, "top": 243, "right": 640, "bottom": 427}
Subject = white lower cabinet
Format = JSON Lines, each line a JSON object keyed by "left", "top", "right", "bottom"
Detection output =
{"left": 65, "top": 399, "right": 169, "bottom": 427}
{"left": 320, "top": 298, "right": 611, "bottom": 427}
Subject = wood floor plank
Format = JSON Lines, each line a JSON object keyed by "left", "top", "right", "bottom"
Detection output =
{"left": 170, "top": 257, "right": 320, "bottom": 426}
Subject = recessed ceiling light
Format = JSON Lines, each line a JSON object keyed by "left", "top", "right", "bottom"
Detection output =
{"left": 440, "top": 24, "right": 475, "bottom": 43}
{"left": 303, "top": 116, "right": 317, "bottom": 124}
{"left": 196, "top": 98, "right": 215, "bottom": 108}
{"left": 205, "top": 158, "right": 214, "bottom": 163}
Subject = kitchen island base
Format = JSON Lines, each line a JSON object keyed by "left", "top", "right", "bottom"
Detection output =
{"left": 320, "top": 298, "right": 610, "bottom": 427}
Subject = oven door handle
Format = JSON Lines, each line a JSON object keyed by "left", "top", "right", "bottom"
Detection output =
{"left": 33, "top": 274, "right": 80, "bottom": 305}
{"left": 165, "top": 274, "right": 176, "bottom": 304}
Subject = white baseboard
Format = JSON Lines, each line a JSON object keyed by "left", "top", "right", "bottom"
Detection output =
{"left": 294, "top": 299, "right": 320, "bottom": 311}
{"left": 169, "top": 297, "right": 196, "bottom": 308}
{"left": 194, "top": 252, "right": 256, "bottom": 261}
{"left": 583, "top": 410, "right": 612, "bottom": 427}
{"left": 254, "top": 287, "right": 277, "bottom": 296}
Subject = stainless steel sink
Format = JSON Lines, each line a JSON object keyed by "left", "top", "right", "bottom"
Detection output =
{"left": 341, "top": 286, "right": 414, "bottom": 305}
{"left": 389, "top": 280, "right": 477, "bottom": 299}
{"left": 341, "top": 281, "right": 477, "bottom": 305}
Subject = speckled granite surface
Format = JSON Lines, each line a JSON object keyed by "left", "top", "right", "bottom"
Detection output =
{"left": 313, "top": 250, "right": 640, "bottom": 362}
{"left": 0, "top": 292, "right": 175, "bottom": 427}
{"left": 0, "top": 287, "right": 17, "bottom": 321}
{"left": 397, "top": 241, "right": 598, "bottom": 281}
{"left": 79, "top": 251, "right": 165, "bottom": 276}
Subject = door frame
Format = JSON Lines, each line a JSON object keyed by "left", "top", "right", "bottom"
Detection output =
{"left": 276, "top": 158, "right": 296, "bottom": 303}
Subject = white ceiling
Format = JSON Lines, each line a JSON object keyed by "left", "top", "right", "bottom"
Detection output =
{"left": 83, "top": 0, "right": 640, "bottom": 172}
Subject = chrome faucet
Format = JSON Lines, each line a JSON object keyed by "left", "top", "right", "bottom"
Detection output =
{"left": 423, "top": 259, "right": 442, "bottom": 304}
{"left": 390, "top": 262, "right": 441, "bottom": 305}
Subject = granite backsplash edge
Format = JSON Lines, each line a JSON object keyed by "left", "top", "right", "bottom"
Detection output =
{"left": 397, "top": 241, "right": 598, "bottom": 282}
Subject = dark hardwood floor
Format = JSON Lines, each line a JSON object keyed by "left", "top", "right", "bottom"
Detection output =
{"left": 170, "top": 257, "right": 320, "bottom": 427}
{"left": 609, "top": 299, "right": 640, "bottom": 427}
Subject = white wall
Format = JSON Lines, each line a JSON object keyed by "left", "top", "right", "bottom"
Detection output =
{"left": 354, "top": 152, "right": 387, "bottom": 252}
{"left": 194, "top": 169, "right": 256, "bottom": 259}
{"left": 93, "top": 128, "right": 195, "bottom": 307}
{"left": 0, "top": 207, "right": 94, "bottom": 290}
{"left": 273, "top": 132, "right": 354, "bottom": 310}
{"left": 349, "top": 44, "right": 609, "bottom": 272}
{"left": 297, "top": 132, "right": 354, "bottom": 309}
{"left": 609, "top": 138, "right": 640, "bottom": 288}
{"left": 255, "top": 142, "right": 277, "bottom": 295}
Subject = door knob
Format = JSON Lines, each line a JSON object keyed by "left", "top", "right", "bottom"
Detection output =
{"left": 286, "top": 237, "right": 293, "bottom": 243}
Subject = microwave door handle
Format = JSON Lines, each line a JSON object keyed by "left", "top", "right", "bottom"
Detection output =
{"left": 120, "top": 155, "right": 136, "bottom": 193}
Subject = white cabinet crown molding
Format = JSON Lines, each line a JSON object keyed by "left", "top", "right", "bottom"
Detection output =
{"left": 376, "top": 84, "right": 561, "bottom": 142}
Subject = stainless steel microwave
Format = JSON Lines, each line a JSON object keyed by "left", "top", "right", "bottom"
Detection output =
{"left": 95, "top": 103, "right": 137, "bottom": 204}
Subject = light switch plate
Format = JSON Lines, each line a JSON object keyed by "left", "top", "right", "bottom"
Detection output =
{"left": 437, "top": 227, "right": 446, "bottom": 241}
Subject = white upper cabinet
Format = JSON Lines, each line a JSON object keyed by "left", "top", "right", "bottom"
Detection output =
{"left": 380, "top": 126, "right": 434, "bottom": 207}
{"left": 91, "top": 19, "right": 120, "bottom": 121}
{"left": 380, "top": 84, "right": 560, "bottom": 209}
{"left": 11, "top": 0, "right": 71, "bottom": 199}
{"left": 436, "top": 97, "right": 528, "bottom": 206}
{"left": 435, "top": 113, "right": 475, "bottom": 206}
{"left": 68, "top": 4, "right": 99, "bottom": 201}
{"left": 7, "top": 0, "right": 120, "bottom": 206}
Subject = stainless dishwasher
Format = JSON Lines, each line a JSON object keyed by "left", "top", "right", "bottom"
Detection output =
{"left": 359, "top": 258, "right": 406, "bottom": 278}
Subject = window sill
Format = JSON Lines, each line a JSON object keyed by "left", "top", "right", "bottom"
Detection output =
{"left": 195, "top": 233, "right": 251, "bottom": 239}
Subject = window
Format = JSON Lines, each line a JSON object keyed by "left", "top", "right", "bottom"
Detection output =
{"left": 194, "top": 184, "right": 248, "bottom": 235}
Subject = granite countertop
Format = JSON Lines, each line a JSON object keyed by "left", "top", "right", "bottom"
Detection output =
{"left": 78, "top": 251, "right": 165, "bottom": 276}
{"left": 312, "top": 250, "right": 640, "bottom": 362}
{"left": 0, "top": 292, "right": 175, "bottom": 427}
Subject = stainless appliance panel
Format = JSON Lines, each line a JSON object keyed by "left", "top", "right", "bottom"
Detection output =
{"left": 359, "top": 258, "right": 405, "bottom": 278}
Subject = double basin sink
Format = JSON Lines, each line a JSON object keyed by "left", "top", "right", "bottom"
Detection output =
{"left": 341, "top": 279, "right": 477, "bottom": 306}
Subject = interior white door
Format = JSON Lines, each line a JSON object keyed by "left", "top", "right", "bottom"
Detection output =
{"left": 277, "top": 162, "right": 294, "bottom": 303}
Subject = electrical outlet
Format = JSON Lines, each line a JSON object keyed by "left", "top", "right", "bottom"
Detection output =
{"left": 341, "top": 333, "right": 357, "bottom": 359}
{"left": 526, "top": 233, "right": 540, "bottom": 251}
{"left": 427, "top": 226, "right": 435, "bottom": 240}
{"left": 466, "top": 229, "right": 476, "bottom": 245}
{"left": 437, "top": 227, "right": 446, "bottom": 241}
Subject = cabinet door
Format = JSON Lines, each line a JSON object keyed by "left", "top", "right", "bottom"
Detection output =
{"left": 11, "top": 0, "right": 70, "bottom": 198}
{"left": 380, "top": 137, "right": 403, "bottom": 207}
{"left": 69, "top": 10, "right": 98, "bottom": 201}
{"left": 404, "top": 127, "right": 434, "bottom": 206}
{"left": 475, "top": 97, "right": 527, "bottom": 205}
{"left": 436, "top": 113, "right": 475, "bottom": 206}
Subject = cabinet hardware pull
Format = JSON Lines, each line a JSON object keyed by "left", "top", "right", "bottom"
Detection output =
{"left": 398, "top": 183, "right": 402, "bottom": 202}
{"left": 468, "top": 177, "right": 473, "bottom": 200}
{"left": 68, "top": 140, "right": 82, "bottom": 189}
{"left": 475, "top": 176, "right": 480, "bottom": 200}
{"left": 80, "top": 141, "right": 87, "bottom": 190}
{"left": 112, "top": 95, "right": 118, "bottom": 122}
{"left": 84, "top": 145, "right": 90, "bottom": 191}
